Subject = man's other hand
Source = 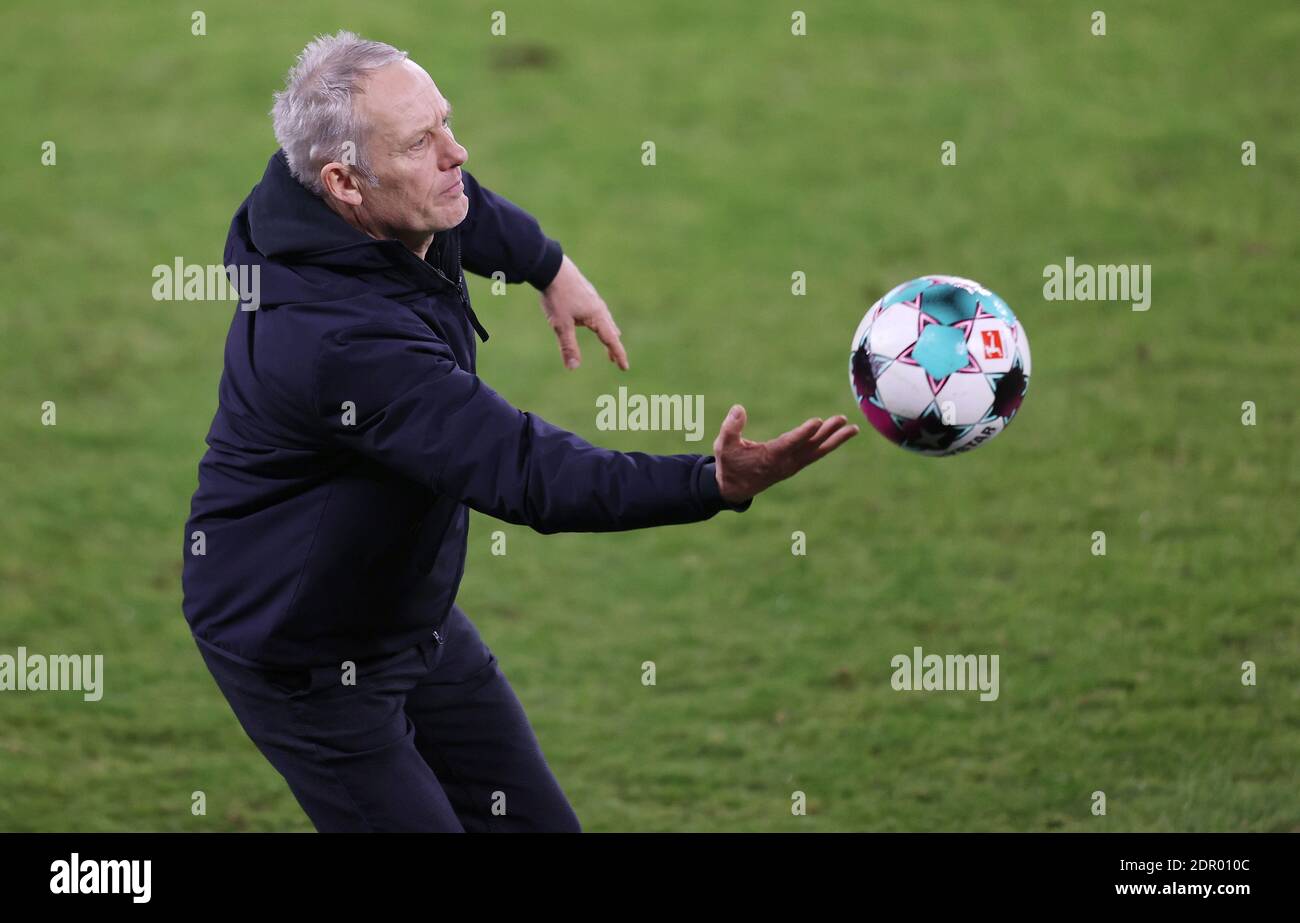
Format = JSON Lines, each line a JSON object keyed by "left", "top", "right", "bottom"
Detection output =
{"left": 538, "top": 255, "right": 629, "bottom": 371}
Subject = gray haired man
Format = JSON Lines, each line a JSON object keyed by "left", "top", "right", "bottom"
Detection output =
{"left": 183, "top": 31, "right": 857, "bottom": 832}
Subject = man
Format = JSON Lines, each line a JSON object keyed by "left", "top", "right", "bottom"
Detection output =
{"left": 182, "top": 31, "right": 857, "bottom": 833}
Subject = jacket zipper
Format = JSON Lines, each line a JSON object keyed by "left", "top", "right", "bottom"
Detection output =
{"left": 450, "top": 234, "right": 489, "bottom": 344}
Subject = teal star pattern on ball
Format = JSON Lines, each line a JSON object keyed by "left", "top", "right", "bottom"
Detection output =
{"left": 910, "top": 324, "right": 969, "bottom": 379}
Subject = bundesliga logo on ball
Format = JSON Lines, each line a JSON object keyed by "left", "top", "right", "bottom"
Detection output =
{"left": 849, "top": 275, "right": 1031, "bottom": 456}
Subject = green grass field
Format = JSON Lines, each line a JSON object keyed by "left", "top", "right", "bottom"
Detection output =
{"left": 0, "top": 0, "right": 1296, "bottom": 831}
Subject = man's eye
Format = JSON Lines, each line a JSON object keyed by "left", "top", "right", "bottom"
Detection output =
{"left": 411, "top": 134, "right": 428, "bottom": 150}
{"left": 442, "top": 118, "right": 453, "bottom": 131}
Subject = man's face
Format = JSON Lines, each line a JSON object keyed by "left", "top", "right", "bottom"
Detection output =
{"left": 349, "top": 59, "right": 469, "bottom": 240}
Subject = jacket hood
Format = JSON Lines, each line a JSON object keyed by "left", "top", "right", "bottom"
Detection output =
{"left": 225, "top": 149, "right": 465, "bottom": 311}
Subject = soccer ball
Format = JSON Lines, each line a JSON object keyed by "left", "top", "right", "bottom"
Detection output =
{"left": 849, "top": 275, "right": 1031, "bottom": 456}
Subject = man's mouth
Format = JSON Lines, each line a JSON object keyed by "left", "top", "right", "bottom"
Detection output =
{"left": 442, "top": 177, "right": 463, "bottom": 195}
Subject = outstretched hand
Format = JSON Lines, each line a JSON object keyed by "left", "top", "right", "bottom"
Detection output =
{"left": 713, "top": 405, "right": 859, "bottom": 504}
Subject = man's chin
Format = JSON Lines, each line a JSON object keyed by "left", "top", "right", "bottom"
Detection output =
{"left": 439, "top": 198, "right": 470, "bottom": 230}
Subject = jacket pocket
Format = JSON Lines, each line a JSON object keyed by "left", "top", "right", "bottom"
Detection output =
{"left": 410, "top": 494, "right": 461, "bottom": 575}
{"left": 262, "top": 666, "right": 314, "bottom": 698}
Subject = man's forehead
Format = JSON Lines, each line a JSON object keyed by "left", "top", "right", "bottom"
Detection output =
{"left": 360, "top": 60, "right": 448, "bottom": 132}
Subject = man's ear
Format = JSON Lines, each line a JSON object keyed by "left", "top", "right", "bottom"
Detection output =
{"left": 320, "top": 162, "right": 364, "bottom": 206}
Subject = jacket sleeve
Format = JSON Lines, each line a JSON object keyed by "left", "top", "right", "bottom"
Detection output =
{"left": 314, "top": 321, "right": 750, "bottom": 533}
{"left": 456, "top": 170, "right": 565, "bottom": 289}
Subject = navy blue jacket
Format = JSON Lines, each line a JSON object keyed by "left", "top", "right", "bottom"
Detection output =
{"left": 183, "top": 150, "right": 748, "bottom": 669}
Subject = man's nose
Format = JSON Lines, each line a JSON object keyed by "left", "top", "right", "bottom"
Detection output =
{"left": 442, "top": 138, "right": 468, "bottom": 169}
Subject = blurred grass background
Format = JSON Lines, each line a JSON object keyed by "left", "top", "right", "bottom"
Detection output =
{"left": 0, "top": 0, "right": 1296, "bottom": 831}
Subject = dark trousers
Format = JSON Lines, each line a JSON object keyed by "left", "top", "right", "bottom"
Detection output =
{"left": 194, "top": 605, "right": 582, "bottom": 832}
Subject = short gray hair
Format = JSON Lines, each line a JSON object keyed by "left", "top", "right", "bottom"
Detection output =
{"left": 271, "top": 31, "right": 408, "bottom": 195}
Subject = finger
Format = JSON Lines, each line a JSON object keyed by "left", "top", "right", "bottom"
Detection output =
{"left": 717, "top": 404, "right": 747, "bottom": 448}
{"left": 808, "top": 415, "right": 849, "bottom": 446}
{"left": 590, "top": 316, "right": 629, "bottom": 370}
{"left": 813, "top": 424, "right": 860, "bottom": 458}
{"left": 770, "top": 417, "right": 822, "bottom": 452}
{"left": 554, "top": 324, "right": 581, "bottom": 370}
